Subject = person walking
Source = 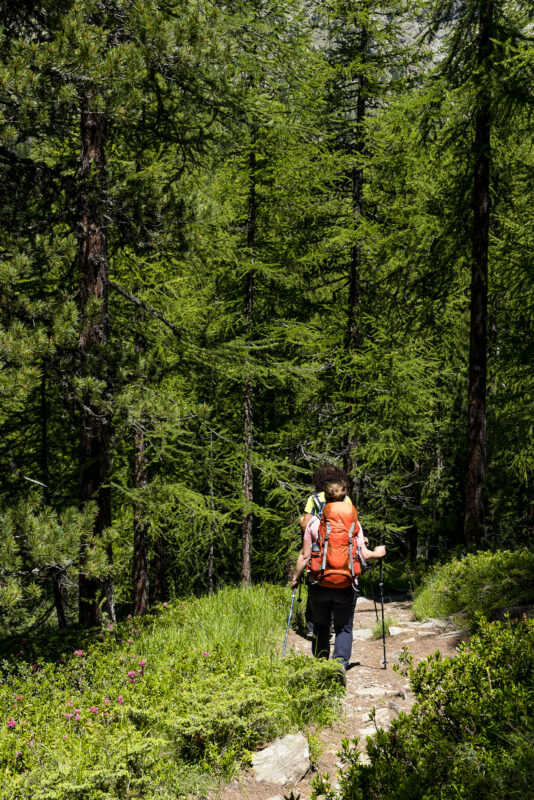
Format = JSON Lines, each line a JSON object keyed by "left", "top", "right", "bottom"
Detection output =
{"left": 290, "top": 473, "right": 385, "bottom": 684}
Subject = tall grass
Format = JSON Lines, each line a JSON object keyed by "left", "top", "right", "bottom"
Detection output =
{"left": 413, "top": 549, "right": 534, "bottom": 626}
{"left": 0, "top": 585, "right": 342, "bottom": 800}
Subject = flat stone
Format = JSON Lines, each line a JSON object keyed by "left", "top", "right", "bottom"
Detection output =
{"left": 402, "top": 637, "right": 416, "bottom": 643}
{"left": 439, "top": 630, "right": 468, "bottom": 638}
{"left": 353, "top": 629, "right": 373, "bottom": 641}
{"left": 252, "top": 734, "right": 310, "bottom": 786}
{"left": 407, "top": 619, "right": 448, "bottom": 630}
{"left": 355, "top": 597, "right": 376, "bottom": 610}
{"left": 353, "top": 686, "right": 403, "bottom": 698}
{"left": 388, "top": 626, "right": 406, "bottom": 636}
{"left": 417, "top": 631, "right": 436, "bottom": 637}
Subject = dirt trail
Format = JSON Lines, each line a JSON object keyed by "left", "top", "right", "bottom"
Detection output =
{"left": 216, "top": 597, "right": 468, "bottom": 800}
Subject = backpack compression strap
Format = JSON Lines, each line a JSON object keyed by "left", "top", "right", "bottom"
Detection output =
{"left": 319, "top": 518, "right": 357, "bottom": 576}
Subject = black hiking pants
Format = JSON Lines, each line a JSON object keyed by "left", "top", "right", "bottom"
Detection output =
{"left": 308, "top": 584, "right": 358, "bottom": 668}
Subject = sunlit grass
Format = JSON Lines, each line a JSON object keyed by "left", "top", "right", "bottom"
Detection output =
{"left": 0, "top": 584, "right": 342, "bottom": 800}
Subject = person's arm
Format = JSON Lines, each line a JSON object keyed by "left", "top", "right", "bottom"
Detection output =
{"left": 360, "top": 541, "right": 386, "bottom": 561}
{"left": 290, "top": 538, "right": 312, "bottom": 588}
{"left": 356, "top": 526, "right": 385, "bottom": 560}
{"left": 299, "top": 513, "right": 313, "bottom": 532}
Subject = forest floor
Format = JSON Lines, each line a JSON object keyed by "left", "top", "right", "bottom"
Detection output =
{"left": 215, "top": 596, "right": 469, "bottom": 800}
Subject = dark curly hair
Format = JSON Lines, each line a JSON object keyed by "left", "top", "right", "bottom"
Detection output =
{"left": 312, "top": 465, "right": 350, "bottom": 493}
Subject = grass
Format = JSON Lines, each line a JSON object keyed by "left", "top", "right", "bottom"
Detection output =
{"left": 0, "top": 585, "right": 343, "bottom": 800}
{"left": 372, "top": 615, "right": 396, "bottom": 639}
{"left": 412, "top": 548, "right": 534, "bottom": 627}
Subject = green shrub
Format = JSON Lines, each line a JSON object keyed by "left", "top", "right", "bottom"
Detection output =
{"left": 312, "top": 617, "right": 534, "bottom": 800}
{"left": 0, "top": 585, "right": 342, "bottom": 799}
{"left": 412, "top": 549, "right": 534, "bottom": 626}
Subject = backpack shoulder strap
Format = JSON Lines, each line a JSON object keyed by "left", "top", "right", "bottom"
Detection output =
{"left": 311, "top": 492, "right": 326, "bottom": 517}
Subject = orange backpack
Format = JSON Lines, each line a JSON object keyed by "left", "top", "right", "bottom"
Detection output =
{"left": 307, "top": 501, "right": 362, "bottom": 588}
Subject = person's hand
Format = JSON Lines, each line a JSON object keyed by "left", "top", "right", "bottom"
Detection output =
{"left": 375, "top": 545, "right": 386, "bottom": 559}
{"left": 290, "top": 575, "right": 300, "bottom": 589}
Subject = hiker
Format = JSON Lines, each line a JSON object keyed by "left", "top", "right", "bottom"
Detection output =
{"left": 290, "top": 476, "right": 386, "bottom": 682}
{"left": 299, "top": 466, "right": 357, "bottom": 638}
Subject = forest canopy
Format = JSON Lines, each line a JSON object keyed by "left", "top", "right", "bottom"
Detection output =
{"left": 0, "top": 0, "right": 533, "bottom": 631}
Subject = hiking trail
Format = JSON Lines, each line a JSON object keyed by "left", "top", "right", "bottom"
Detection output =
{"left": 214, "top": 596, "right": 468, "bottom": 800}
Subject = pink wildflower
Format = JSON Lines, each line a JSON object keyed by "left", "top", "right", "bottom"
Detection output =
{"left": 63, "top": 734, "right": 67, "bottom": 739}
{"left": 62, "top": 712, "right": 73, "bottom": 719}
{"left": 31, "top": 664, "right": 37, "bottom": 670}
{"left": 127, "top": 670, "right": 135, "bottom": 678}
{"left": 202, "top": 651, "right": 209, "bottom": 657}
{"left": 103, "top": 697, "right": 110, "bottom": 704}
{"left": 16, "top": 696, "right": 23, "bottom": 702}
{"left": 163, "top": 602, "right": 168, "bottom": 607}
{"left": 127, "top": 614, "right": 132, "bottom": 619}
{"left": 89, "top": 707, "right": 98, "bottom": 714}
{"left": 73, "top": 650, "right": 84, "bottom": 657}
{"left": 7, "top": 718, "right": 16, "bottom": 728}
{"left": 117, "top": 696, "right": 124, "bottom": 704}
{"left": 137, "top": 669, "right": 143, "bottom": 674}
{"left": 74, "top": 713, "right": 81, "bottom": 721}
{"left": 67, "top": 700, "right": 74, "bottom": 707}
{"left": 138, "top": 659, "right": 146, "bottom": 667}
{"left": 108, "top": 624, "right": 114, "bottom": 630}
{"left": 28, "top": 740, "right": 34, "bottom": 747}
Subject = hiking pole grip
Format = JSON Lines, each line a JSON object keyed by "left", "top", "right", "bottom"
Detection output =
{"left": 282, "top": 588, "right": 297, "bottom": 658}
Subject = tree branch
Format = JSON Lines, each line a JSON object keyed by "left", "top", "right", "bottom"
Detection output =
{"left": 109, "top": 281, "right": 182, "bottom": 338}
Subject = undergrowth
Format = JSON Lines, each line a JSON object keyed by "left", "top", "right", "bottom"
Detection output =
{"left": 0, "top": 585, "right": 343, "bottom": 800}
{"left": 312, "top": 616, "right": 534, "bottom": 800}
{"left": 412, "top": 548, "right": 534, "bottom": 626}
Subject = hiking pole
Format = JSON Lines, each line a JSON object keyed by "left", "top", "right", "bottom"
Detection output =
{"left": 282, "top": 587, "right": 297, "bottom": 658}
{"left": 369, "top": 564, "right": 379, "bottom": 622}
{"left": 379, "top": 557, "right": 387, "bottom": 669}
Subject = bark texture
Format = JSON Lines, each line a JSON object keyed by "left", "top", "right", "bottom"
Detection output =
{"left": 77, "top": 94, "right": 114, "bottom": 625}
{"left": 242, "top": 146, "right": 256, "bottom": 587}
{"left": 344, "top": 31, "right": 367, "bottom": 482}
{"left": 464, "top": 0, "right": 493, "bottom": 545}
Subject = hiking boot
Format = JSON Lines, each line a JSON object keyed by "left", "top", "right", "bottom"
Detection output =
{"left": 334, "top": 663, "right": 347, "bottom": 688}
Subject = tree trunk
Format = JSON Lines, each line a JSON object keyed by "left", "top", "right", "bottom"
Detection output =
{"left": 77, "top": 93, "right": 115, "bottom": 625}
{"left": 152, "top": 535, "right": 166, "bottom": 603}
{"left": 464, "top": 1, "right": 493, "bottom": 546}
{"left": 343, "top": 32, "right": 367, "bottom": 481}
{"left": 41, "top": 362, "right": 69, "bottom": 627}
{"left": 242, "top": 147, "right": 256, "bottom": 587}
{"left": 133, "top": 334, "right": 149, "bottom": 615}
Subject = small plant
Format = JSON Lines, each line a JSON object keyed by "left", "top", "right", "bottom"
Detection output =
{"left": 372, "top": 615, "right": 395, "bottom": 639}
{"left": 306, "top": 731, "right": 323, "bottom": 768}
